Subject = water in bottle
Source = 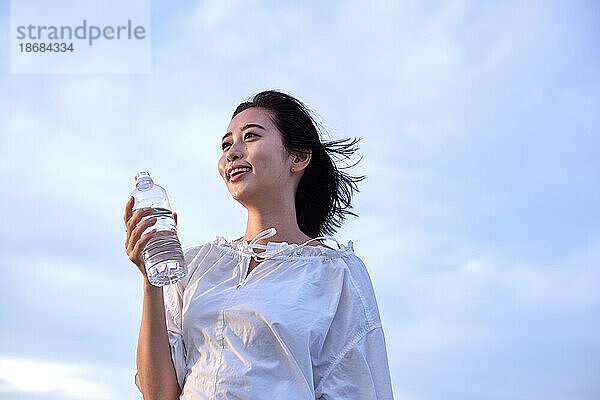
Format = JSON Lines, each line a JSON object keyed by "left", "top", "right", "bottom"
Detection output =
{"left": 131, "top": 171, "right": 186, "bottom": 286}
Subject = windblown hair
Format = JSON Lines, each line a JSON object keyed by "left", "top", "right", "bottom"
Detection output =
{"left": 232, "top": 90, "right": 365, "bottom": 238}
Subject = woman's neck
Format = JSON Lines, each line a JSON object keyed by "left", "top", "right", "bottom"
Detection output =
{"left": 239, "top": 205, "right": 312, "bottom": 245}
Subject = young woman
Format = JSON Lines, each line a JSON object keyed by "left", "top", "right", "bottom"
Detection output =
{"left": 124, "top": 90, "right": 394, "bottom": 399}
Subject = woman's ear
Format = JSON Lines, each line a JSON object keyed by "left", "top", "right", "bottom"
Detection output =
{"left": 291, "top": 149, "right": 311, "bottom": 173}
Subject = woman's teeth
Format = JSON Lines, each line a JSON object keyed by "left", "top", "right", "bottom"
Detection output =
{"left": 230, "top": 167, "right": 251, "bottom": 179}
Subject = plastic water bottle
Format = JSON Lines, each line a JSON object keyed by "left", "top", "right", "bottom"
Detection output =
{"left": 131, "top": 171, "right": 186, "bottom": 286}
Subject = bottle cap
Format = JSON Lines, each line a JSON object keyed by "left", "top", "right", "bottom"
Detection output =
{"left": 135, "top": 171, "right": 152, "bottom": 182}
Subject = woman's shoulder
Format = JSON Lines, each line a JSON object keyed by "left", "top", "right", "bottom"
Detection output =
{"left": 182, "top": 241, "right": 214, "bottom": 260}
{"left": 176, "top": 241, "right": 222, "bottom": 285}
{"left": 335, "top": 249, "right": 384, "bottom": 330}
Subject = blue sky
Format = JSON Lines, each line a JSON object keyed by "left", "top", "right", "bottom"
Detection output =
{"left": 1, "top": 1, "right": 599, "bottom": 399}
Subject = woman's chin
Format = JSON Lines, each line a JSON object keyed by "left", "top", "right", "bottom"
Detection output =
{"left": 229, "top": 186, "right": 251, "bottom": 200}
{"left": 230, "top": 185, "right": 267, "bottom": 204}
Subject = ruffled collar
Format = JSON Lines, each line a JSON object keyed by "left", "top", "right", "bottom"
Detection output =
{"left": 212, "top": 235, "right": 354, "bottom": 259}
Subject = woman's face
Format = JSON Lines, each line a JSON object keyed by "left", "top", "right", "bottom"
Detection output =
{"left": 218, "top": 107, "right": 294, "bottom": 204}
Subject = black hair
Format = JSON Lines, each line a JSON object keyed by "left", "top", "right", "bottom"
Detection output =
{"left": 232, "top": 90, "right": 366, "bottom": 238}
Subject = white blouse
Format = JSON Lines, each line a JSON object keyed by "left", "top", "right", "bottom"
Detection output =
{"left": 135, "top": 228, "right": 394, "bottom": 399}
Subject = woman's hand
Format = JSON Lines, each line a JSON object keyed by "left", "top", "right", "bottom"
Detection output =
{"left": 124, "top": 196, "right": 178, "bottom": 279}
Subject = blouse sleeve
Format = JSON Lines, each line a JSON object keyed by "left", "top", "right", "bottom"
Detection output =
{"left": 317, "top": 326, "right": 394, "bottom": 400}
{"left": 314, "top": 253, "right": 394, "bottom": 399}
{"left": 135, "top": 245, "right": 204, "bottom": 393}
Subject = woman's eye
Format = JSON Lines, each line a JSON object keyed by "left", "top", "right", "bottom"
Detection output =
{"left": 221, "top": 133, "right": 257, "bottom": 150}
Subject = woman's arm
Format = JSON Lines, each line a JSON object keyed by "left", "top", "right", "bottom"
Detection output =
{"left": 136, "top": 279, "right": 181, "bottom": 400}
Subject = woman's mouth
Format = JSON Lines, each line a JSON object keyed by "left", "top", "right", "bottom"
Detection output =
{"left": 229, "top": 167, "right": 252, "bottom": 182}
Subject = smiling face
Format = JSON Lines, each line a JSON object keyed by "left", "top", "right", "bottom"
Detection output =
{"left": 218, "top": 107, "right": 296, "bottom": 205}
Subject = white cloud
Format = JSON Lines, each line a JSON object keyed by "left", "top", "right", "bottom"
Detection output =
{"left": 28, "top": 257, "right": 118, "bottom": 290}
{"left": 189, "top": 0, "right": 242, "bottom": 28}
{"left": 0, "top": 356, "right": 118, "bottom": 399}
{"left": 186, "top": 0, "right": 305, "bottom": 59}
{"left": 1, "top": 108, "right": 129, "bottom": 209}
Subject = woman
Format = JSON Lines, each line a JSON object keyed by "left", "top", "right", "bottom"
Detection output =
{"left": 124, "top": 90, "right": 394, "bottom": 399}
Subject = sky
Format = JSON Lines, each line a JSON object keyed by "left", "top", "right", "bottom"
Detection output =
{"left": 1, "top": 0, "right": 599, "bottom": 399}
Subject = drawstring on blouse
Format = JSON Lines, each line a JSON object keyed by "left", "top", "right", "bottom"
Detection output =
{"left": 241, "top": 227, "right": 341, "bottom": 263}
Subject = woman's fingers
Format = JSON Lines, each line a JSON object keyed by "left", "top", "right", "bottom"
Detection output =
{"left": 124, "top": 197, "right": 135, "bottom": 248}
{"left": 132, "top": 229, "right": 157, "bottom": 267}
{"left": 125, "top": 208, "right": 153, "bottom": 248}
{"left": 124, "top": 197, "right": 161, "bottom": 276}
{"left": 128, "top": 217, "right": 157, "bottom": 253}
{"left": 124, "top": 196, "right": 134, "bottom": 225}
{"left": 127, "top": 208, "right": 153, "bottom": 232}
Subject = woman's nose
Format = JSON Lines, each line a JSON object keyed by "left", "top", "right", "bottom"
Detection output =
{"left": 226, "top": 145, "right": 243, "bottom": 162}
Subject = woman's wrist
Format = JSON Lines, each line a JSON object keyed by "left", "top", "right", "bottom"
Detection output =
{"left": 143, "top": 278, "right": 162, "bottom": 294}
